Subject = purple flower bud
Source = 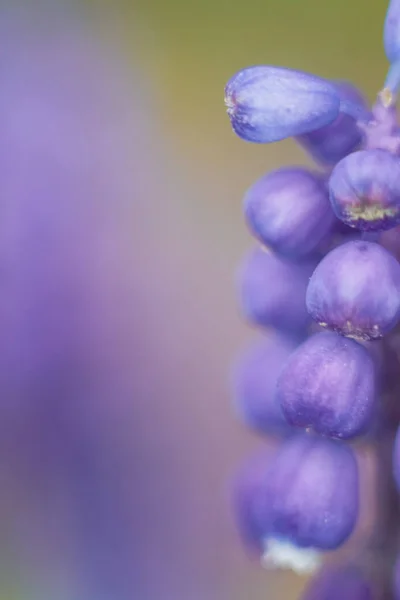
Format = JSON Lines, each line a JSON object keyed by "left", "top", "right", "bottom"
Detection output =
{"left": 224, "top": 66, "right": 341, "bottom": 143}
{"left": 302, "top": 565, "right": 374, "bottom": 600}
{"left": 244, "top": 167, "right": 335, "bottom": 259}
{"left": 297, "top": 82, "right": 365, "bottom": 165}
{"left": 306, "top": 240, "right": 400, "bottom": 340}
{"left": 234, "top": 434, "right": 359, "bottom": 572}
{"left": 329, "top": 149, "right": 400, "bottom": 231}
{"left": 385, "top": 0, "right": 400, "bottom": 63}
{"left": 277, "top": 331, "right": 376, "bottom": 439}
{"left": 239, "top": 248, "right": 315, "bottom": 334}
{"left": 233, "top": 333, "right": 298, "bottom": 435}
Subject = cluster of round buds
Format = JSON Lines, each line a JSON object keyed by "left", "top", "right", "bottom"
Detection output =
{"left": 226, "top": 0, "right": 400, "bottom": 595}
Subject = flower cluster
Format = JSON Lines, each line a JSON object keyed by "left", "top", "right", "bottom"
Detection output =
{"left": 226, "top": 0, "right": 400, "bottom": 597}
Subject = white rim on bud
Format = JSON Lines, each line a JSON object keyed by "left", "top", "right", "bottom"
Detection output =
{"left": 261, "top": 537, "right": 322, "bottom": 575}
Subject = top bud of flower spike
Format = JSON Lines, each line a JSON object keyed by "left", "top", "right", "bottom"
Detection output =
{"left": 385, "top": 0, "right": 400, "bottom": 64}
{"left": 224, "top": 66, "right": 342, "bottom": 143}
{"left": 384, "top": 1, "right": 400, "bottom": 96}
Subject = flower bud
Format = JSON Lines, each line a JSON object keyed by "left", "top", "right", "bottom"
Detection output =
{"left": 224, "top": 66, "right": 341, "bottom": 143}
{"left": 302, "top": 565, "right": 374, "bottom": 600}
{"left": 297, "top": 82, "right": 365, "bottom": 165}
{"left": 329, "top": 149, "right": 400, "bottom": 231}
{"left": 306, "top": 240, "right": 400, "bottom": 340}
{"left": 277, "top": 331, "right": 376, "bottom": 439}
{"left": 234, "top": 434, "right": 359, "bottom": 572}
{"left": 233, "top": 333, "right": 297, "bottom": 435}
{"left": 385, "top": 0, "right": 400, "bottom": 63}
{"left": 239, "top": 248, "right": 314, "bottom": 334}
{"left": 244, "top": 167, "right": 335, "bottom": 259}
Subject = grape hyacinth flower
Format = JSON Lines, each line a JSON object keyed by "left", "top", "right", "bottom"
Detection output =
{"left": 244, "top": 167, "right": 335, "bottom": 258}
{"left": 234, "top": 435, "right": 359, "bottom": 573}
{"left": 306, "top": 240, "right": 400, "bottom": 340}
{"left": 226, "top": 0, "right": 400, "bottom": 594}
{"left": 329, "top": 149, "right": 400, "bottom": 231}
{"left": 277, "top": 331, "right": 377, "bottom": 439}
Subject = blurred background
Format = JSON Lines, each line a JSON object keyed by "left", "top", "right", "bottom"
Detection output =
{"left": 0, "top": 0, "right": 390, "bottom": 598}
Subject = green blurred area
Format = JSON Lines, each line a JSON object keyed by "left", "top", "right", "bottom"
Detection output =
{"left": 129, "top": 0, "right": 389, "bottom": 119}
{"left": 96, "top": 0, "right": 392, "bottom": 201}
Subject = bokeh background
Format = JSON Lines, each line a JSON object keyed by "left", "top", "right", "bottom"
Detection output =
{"left": 0, "top": 1, "right": 391, "bottom": 599}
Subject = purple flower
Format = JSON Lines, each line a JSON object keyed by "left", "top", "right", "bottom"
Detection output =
{"left": 277, "top": 331, "right": 376, "bottom": 439}
{"left": 301, "top": 565, "right": 374, "bottom": 600}
{"left": 233, "top": 333, "right": 297, "bottom": 435}
{"left": 297, "top": 82, "right": 366, "bottom": 165}
{"left": 234, "top": 434, "right": 359, "bottom": 571}
{"left": 239, "top": 248, "right": 315, "bottom": 334}
{"left": 224, "top": 66, "right": 341, "bottom": 143}
{"left": 244, "top": 167, "right": 335, "bottom": 259}
{"left": 225, "top": 0, "right": 400, "bottom": 591}
{"left": 306, "top": 240, "right": 400, "bottom": 340}
{"left": 329, "top": 149, "right": 400, "bottom": 231}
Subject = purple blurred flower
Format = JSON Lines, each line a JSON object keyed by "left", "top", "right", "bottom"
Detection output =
{"left": 232, "top": 332, "right": 297, "bottom": 435}
{"left": 0, "top": 6, "right": 213, "bottom": 600}
{"left": 239, "top": 248, "right": 315, "bottom": 334}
